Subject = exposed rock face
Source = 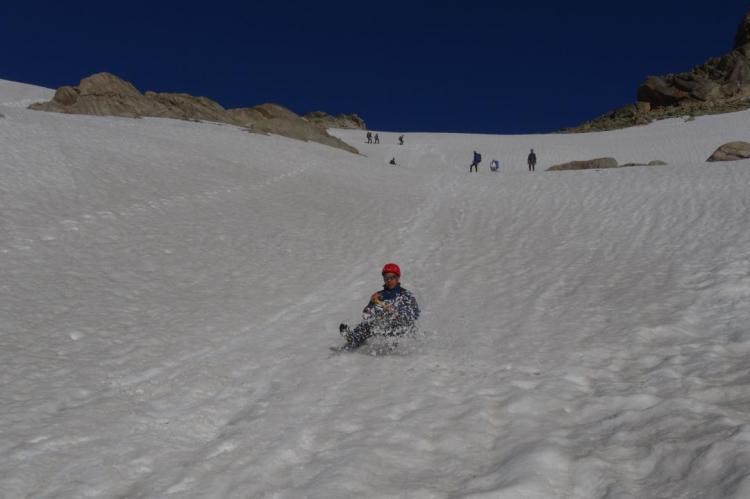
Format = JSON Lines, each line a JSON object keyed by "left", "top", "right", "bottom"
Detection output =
{"left": 303, "top": 111, "right": 366, "bottom": 130}
{"left": 254, "top": 103, "right": 299, "bottom": 121}
{"left": 706, "top": 141, "right": 750, "bottom": 161}
{"left": 145, "top": 91, "right": 229, "bottom": 122}
{"left": 735, "top": 11, "right": 750, "bottom": 50}
{"left": 569, "top": 9, "right": 750, "bottom": 132}
{"left": 29, "top": 72, "right": 358, "bottom": 154}
{"left": 547, "top": 157, "right": 618, "bottom": 171}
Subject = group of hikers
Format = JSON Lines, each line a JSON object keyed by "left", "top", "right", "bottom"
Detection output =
{"left": 363, "top": 132, "right": 539, "bottom": 172}
{"left": 365, "top": 131, "right": 406, "bottom": 166}
{"left": 366, "top": 131, "right": 405, "bottom": 146}
{"left": 470, "top": 149, "right": 537, "bottom": 172}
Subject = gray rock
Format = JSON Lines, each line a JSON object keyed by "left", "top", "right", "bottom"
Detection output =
{"left": 706, "top": 141, "right": 750, "bottom": 161}
{"left": 637, "top": 76, "right": 688, "bottom": 107}
{"left": 620, "top": 160, "right": 668, "bottom": 167}
{"left": 547, "top": 157, "right": 618, "bottom": 171}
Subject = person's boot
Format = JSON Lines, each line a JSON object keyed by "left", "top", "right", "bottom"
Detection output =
{"left": 339, "top": 323, "right": 354, "bottom": 342}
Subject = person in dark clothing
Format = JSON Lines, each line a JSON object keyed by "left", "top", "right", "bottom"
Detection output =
{"left": 366, "top": 131, "right": 372, "bottom": 144}
{"left": 528, "top": 149, "right": 537, "bottom": 172}
{"left": 470, "top": 151, "right": 482, "bottom": 172}
{"left": 374, "top": 133, "right": 380, "bottom": 144}
{"left": 389, "top": 157, "right": 397, "bottom": 166}
{"left": 339, "top": 263, "right": 420, "bottom": 350}
{"left": 398, "top": 134, "right": 404, "bottom": 145}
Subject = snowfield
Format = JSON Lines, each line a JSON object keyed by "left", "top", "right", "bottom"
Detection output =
{"left": 1, "top": 79, "right": 750, "bottom": 498}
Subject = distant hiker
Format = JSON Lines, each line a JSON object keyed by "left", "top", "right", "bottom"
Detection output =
{"left": 398, "top": 134, "right": 404, "bottom": 145}
{"left": 389, "top": 157, "right": 397, "bottom": 166}
{"left": 366, "top": 131, "right": 373, "bottom": 144}
{"left": 528, "top": 149, "right": 537, "bottom": 172}
{"left": 490, "top": 159, "right": 500, "bottom": 172}
{"left": 338, "top": 262, "right": 420, "bottom": 350}
{"left": 470, "top": 151, "right": 482, "bottom": 172}
{"left": 374, "top": 133, "right": 380, "bottom": 144}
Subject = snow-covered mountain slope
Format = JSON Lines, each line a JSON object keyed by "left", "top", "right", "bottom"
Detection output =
{"left": 2, "top": 78, "right": 750, "bottom": 498}
{"left": 0, "top": 79, "right": 54, "bottom": 108}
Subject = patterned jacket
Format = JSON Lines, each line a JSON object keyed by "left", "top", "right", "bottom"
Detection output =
{"left": 362, "top": 284, "right": 420, "bottom": 335}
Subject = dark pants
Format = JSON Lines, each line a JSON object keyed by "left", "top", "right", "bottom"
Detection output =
{"left": 528, "top": 162, "right": 535, "bottom": 172}
{"left": 349, "top": 320, "right": 412, "bottom": 347}
{"left": 349, "top": 322, "right": 374, "bottom": 346}
{"left": 470, "top": 163, "right": 478, "bottom": 172}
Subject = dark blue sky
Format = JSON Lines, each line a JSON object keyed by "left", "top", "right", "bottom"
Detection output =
{"left": 2, "top": 1, "right": 748, "bottom": 133}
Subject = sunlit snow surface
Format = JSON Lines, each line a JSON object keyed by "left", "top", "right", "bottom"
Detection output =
{"left": 1, "top": 80, "right": 750, "bottom": 498}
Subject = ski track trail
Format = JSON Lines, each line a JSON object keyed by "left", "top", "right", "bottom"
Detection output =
{"left": 2, "top": 94, "right": 750, "bottom": 498}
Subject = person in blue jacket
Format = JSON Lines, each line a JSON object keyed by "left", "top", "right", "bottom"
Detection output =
{"left": 470, "top": 151, "right": 482, "bottom": 172}
{"left": 339, "top": 262, "right": 420, "bottom": 349}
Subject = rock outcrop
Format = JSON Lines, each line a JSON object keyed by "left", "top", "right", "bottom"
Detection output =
{"left": 29, "top": 73, "right": 358, "bottom": 154}
{"left": 706, "top": 141, "right": 750, "bottom": 161}
{"left": 569, "top": 10, "right": 750, "bottom": 132}
{"left": 303, "top": 111, "right": 366, "bottom": 130}
{"left": 547, "top": 158, "right": 669, "bottom": 171}
{"left": 620, "top": 160, "right": 668, "bottom": 167}
{"left": 547, "top": 158, "right": 619, "bottom": 171}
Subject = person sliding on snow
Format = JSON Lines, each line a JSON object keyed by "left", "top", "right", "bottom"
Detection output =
{"left": 339, "top": 263, "right": 420, "bottom": 350}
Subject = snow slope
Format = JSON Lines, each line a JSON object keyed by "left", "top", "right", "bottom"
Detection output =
{"left": 2, "top": 79, "right": 750, "bottom": 498}
{"left": 0, "top": 79, "right": 54, "bottom": 108}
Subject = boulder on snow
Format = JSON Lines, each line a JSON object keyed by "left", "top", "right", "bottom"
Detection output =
{"left": 547, "top": 157, "right": 618, "bottom": 171}
{"left": 706, "top": 141, "right": 750, "bottom": 161}
{"left": 30, "top": 72, "right": 167, "bottom": 118}
{"left": 29, "top": 72, "right": 359, "bottom": 154}
{"left": 620, "top": 160, "right": 668, "bottom": 167}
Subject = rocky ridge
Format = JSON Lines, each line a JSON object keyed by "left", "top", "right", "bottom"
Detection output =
{"left": 303, "top": 111, "right": 366, "bottom": 130}
{"left": 568, "top": 10, "right": 750, "bottom": 132}
{"left": 29, "top": 73, "right": 359, "bottom": 154}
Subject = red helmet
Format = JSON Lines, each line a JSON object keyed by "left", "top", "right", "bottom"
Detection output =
{"left": 382, "top": 262, "right": 401, "bottom": 277}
